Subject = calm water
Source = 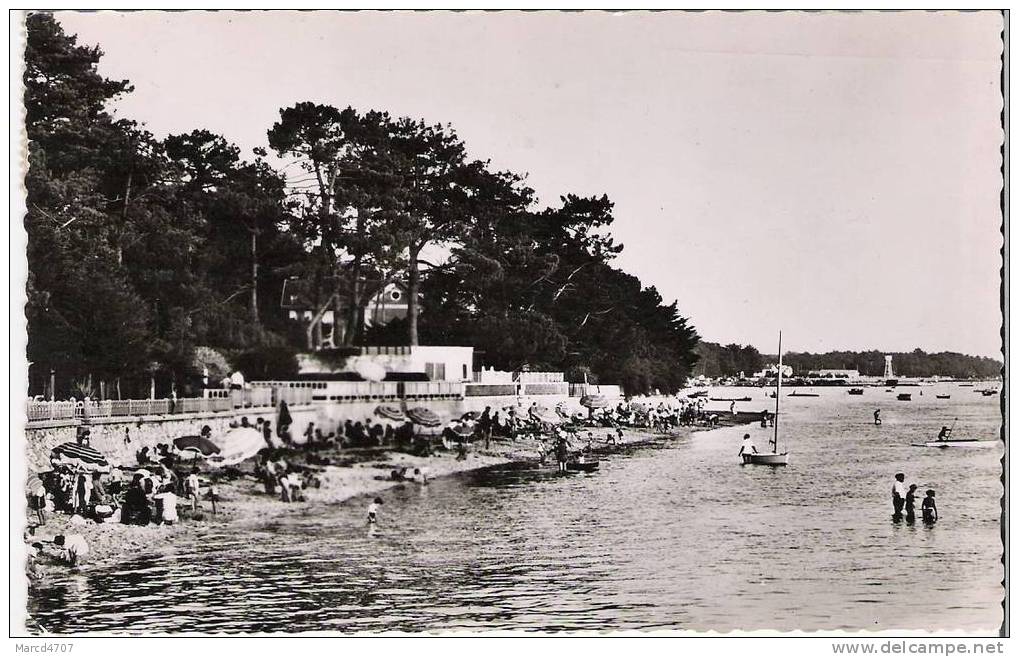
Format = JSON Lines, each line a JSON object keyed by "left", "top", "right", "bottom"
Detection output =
{"left": 28, "top": 384, "right": 1004, "bottom": 633}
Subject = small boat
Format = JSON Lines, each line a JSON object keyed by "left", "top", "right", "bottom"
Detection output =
{"left": 936, "top": 394, "right": 951, "bottom": 400}
{"left": 743, "top": 332, "right": 789, "bottom": 467}
{"left": 788, "top": 391, "right": 819, "bottom": 398}
{"left": 566, "top": 460, "right": 599, "bottom": 472}
{"left": 710, "top": 396, "right": 752, "bottom": 402}
{"left": 687, "top": 390, "right": 709, "bottom": 398}
{"left": 848, "top": 388, "right": 864, "bottom": 395}
{"left": 959, "top": 383, "right": 975, "bottom": 387}
{"left": 911, "top": 439, "right": 995, "bottom": 448}
{"left": 897, "top": 393, "right": 912, "bottom": 401}
{"left": 982, "top": 390, "right": 998, "bottom": 397}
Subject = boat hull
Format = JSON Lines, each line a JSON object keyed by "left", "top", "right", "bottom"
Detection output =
{"left": 742, "top": 452, "right": 789, "bottom": 466}
{"left": 911, "top": 440, "right": 996, "bottom": 448}
{"left": 566, "top": 461, "right": 599, "bottom": 472}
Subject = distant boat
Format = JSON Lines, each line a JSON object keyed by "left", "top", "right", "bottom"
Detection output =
{"left": 936, "top": 394, "right": 951, "bottom": 400}
{"left": 788, "top": 391, "right": 819, "bottom": 398}
{"left": 959, "top": 383, "right": 975, "bottom": 387}
{"left": 911, "top": 439, "right": 995, "bottom": 448}
{"left": 710, "top": 396, "right": 752, "bottom": 402}
{"left": 687, "top": 390, "right": 709, "bottom": 398}
{"left": 981, "top": 390, "right": 998, "bottom": 397}
{"left": 848, "top": 388, "right": 864, "bottom": 395}
{"left": 897, "top": 393, "right": 912, "bottom": 401}
{"left": 743, "top": 332, "right": 789, "bottom": 467}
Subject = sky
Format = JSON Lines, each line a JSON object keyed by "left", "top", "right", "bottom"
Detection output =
{"left": 50, "top": 10, "right": 1005, "bottom": 358}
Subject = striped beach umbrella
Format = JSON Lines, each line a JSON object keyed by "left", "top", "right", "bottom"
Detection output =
{"left": 406, "top": 407, "right": 442, "bottom": 427}
{"left": 580, "top": 394, "right": 609, "bottom": 409}
{"left": 49, "top": 442, "right": 110, "bottom": 472}
{"left": 375, "top": 404, "right": 406, "bottom": 422}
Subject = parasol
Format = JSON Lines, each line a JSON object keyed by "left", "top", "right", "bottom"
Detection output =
{"left": 528, "top": 405, "right": 563, "bottom": 425}
{"left": 173, "top": 435, "right": 221, "bottom": 456}
{"left": 407, "top": 407, "right": 442, "bottom": 427}
{"left": 580, "top": 394, "right": 610, "bottom": 409}
{"left": 449, "top": 422, "right": 476, "bottom": 439}
{"left": 205, "top": 427, "right": 266, "bottom": 467}
{"left": 375, "top": 404, "right": 406, "bottom": 422}
{"left": 49, "top": 442, "right": 110, "bottom": 473}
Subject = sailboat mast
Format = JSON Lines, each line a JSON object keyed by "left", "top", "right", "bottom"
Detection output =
{"left": 773, "top": 331, "right": 782, "bottom": 453}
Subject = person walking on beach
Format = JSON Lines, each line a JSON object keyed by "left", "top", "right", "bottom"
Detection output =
{"left": 874, "top": 409, "right": 882, "bottom": 426}
{"left": 891, "top": 473, "right": 907, "bottom": 521}
{"left": 922, "top": 490, "right": 938, "bottom": 525}
{"left": 367, "top": 497, "right": 382, "bottom": 524}
{"left": 480, "top": 407, "right": 493, "bottom": 450}
{"left": 905, "top": 484, "right": 919, "bottom": 524}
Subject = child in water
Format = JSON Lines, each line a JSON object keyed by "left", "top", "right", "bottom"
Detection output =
{"left": 922, "top": 490, "right": 938, "bottom": 525}
{"left": 367, "top": 497, "right": 383, "bottom": 524}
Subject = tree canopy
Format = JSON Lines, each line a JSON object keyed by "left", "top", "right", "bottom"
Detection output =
{"left": 24, "top": 13, "right": 700, "bottom": 396}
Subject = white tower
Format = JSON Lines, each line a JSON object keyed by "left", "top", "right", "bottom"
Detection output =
{"left": 884, "top": 355, "right": 894, "bottom": 379}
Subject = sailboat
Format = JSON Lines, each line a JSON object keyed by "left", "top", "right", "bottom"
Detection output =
{"left": 742, "top": 332, "right": 790, "bottom": 466}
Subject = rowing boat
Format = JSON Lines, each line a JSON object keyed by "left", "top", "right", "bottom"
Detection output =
{"left": 910, "top": 439, "right": 996, "bottom": 448}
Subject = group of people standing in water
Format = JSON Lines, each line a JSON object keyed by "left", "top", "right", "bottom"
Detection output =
{"left": 891, "top": 473, "right": 938, "bottom": 525}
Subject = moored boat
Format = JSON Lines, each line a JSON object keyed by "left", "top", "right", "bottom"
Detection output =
{"left": 897, "top": 393, "right": 912, "bottom": 401}
{"left": 936, "top": 394, "right": 951, "bottom": 400}
{"left": 566, "top": 460, "right": 600, "bottom": 472}
{"left": 710, "top": 396, "right": 752, "bottom": 402}
{"left": 742, "top": 332, "right": 789, "bottom": 467}
{"left": 848, "top": 388, "right": 864, "bottom": 395}
{"left": 788, "top": 391, "right": 819, "bottom": 398}
{"left": 910, "top": 439, "right": 995, "bottom": 448}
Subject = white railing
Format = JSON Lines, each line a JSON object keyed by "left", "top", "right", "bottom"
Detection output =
{"left": 515, "top": 371, "right": 565, "bottom": 383}
{"left": 402, "top": 381, "right": 463, "bottom": 399}
{"left": 27, "top": 391, "right": 271, "bottom": 424}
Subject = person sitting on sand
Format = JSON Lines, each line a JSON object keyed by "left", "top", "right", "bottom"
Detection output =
{"left": 367, "top": 497, "right": 382, "bottom": 524}
{"left": 922, "top": 490, "right": 938, "bottom": 525}
{"left": 122, "top": 475, "right": 151, "bottom": 526}
{"left": 52, "top": 534, "right": 89, "bottom": 567}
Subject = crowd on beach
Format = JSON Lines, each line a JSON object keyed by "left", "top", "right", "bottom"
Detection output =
{"left": 25, "top": 393, "right": 739, "bottom": 571}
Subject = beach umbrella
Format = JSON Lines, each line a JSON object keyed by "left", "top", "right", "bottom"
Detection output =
{"left": 528, "top": 405, "right": 563, "bottom": 425}
{"left": 206, "top": 427, "right": 266, "bottom": 467}
{"left": 173, "top": 435, "right": 221, "bottom": 456}
{"left": 460, "top": 411, "right": 479, "bottom": 422}
{"left": 449, "top": 422, "right": 475, "bottom": 439}
{"left": 49, "top": 442, "right": 110, "bottom": 473}
{"left": 407, "top": 407, "right": 442, "bottom": 427}
{"left": 580, "top": 394, "right": 610, "bottom": 409}
{"left": 375, "top": 404, "right": 406, "bottom": 422}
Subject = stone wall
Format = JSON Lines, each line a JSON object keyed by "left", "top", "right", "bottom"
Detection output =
{"left": 23, "top": 406, "right": 317, "bottom": 473}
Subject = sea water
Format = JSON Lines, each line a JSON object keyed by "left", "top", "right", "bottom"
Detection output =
{"left": 26, "top": 383, "right": 1003, "bottom": 633}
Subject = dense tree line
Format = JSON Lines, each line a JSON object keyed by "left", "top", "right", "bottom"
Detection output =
{"left": 779, "top": 350, "right": 1001, "bottom": 380}
{"left": 23, "top": 14, "right": 699, "bottom": 398}
{"left": 690, "top": 342, "right": 764, "bottom": 379}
